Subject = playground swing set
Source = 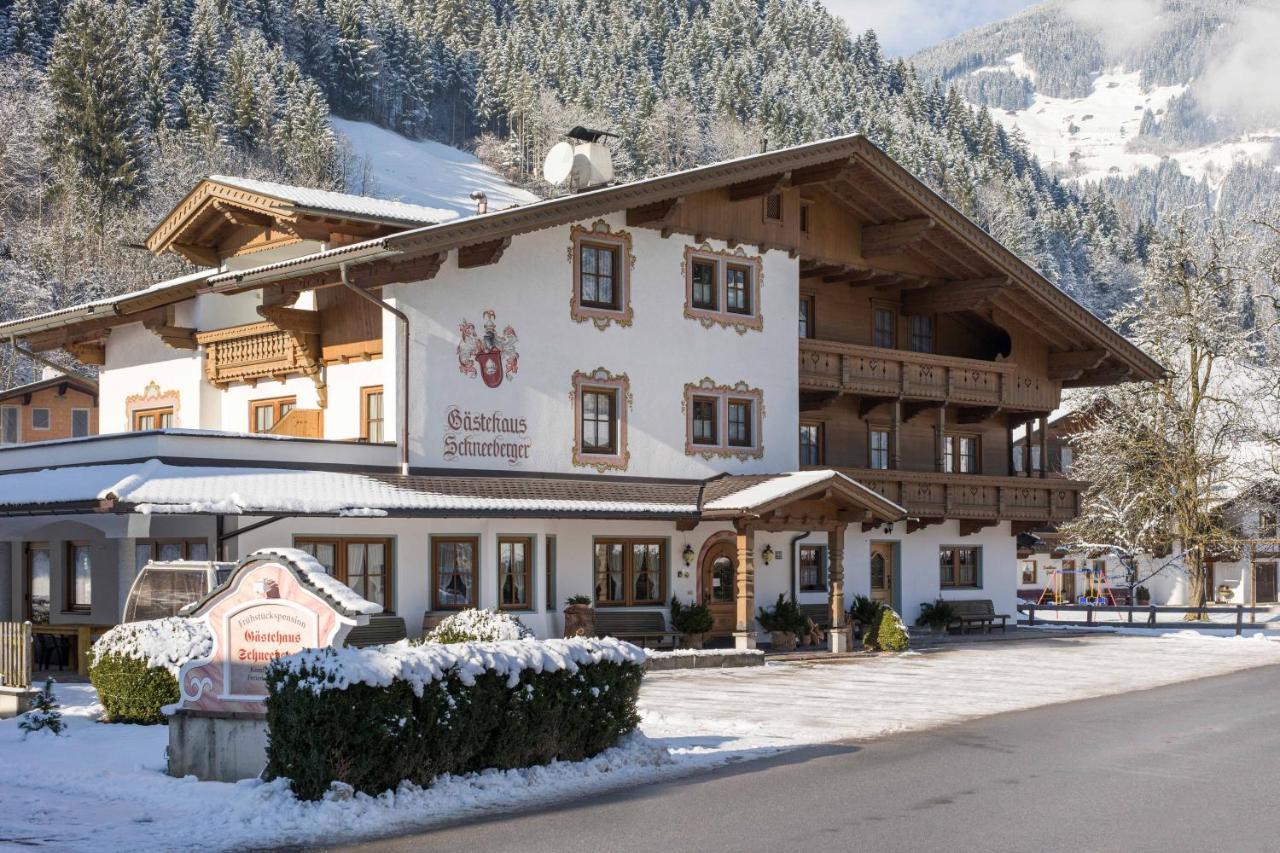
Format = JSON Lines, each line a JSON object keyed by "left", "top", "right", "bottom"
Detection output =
{"left": 1037, "top": 564, "right": 1119, "bottom": 606}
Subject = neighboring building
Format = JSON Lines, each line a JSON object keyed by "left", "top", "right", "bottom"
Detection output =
{"left": 0, "top": 137, "right": 1162, "bottom": 652}
{"left": 0, "top": 373, "right": 98, "bottom": 446}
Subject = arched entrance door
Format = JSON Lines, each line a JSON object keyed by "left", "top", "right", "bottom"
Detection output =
{"left": 870, "top": 542, "right": 893, "bottom": 605}
{"left": 701, "top": 540, "right": 738, "bottom": 638}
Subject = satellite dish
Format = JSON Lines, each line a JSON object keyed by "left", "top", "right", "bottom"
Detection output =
{"left": 542, "top": 142, "right": 576, "bottom": 186}
{"left": 571, "top": 152, "right": 595, "bottom": 187}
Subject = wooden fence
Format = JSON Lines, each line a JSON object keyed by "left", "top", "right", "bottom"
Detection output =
{"left": 0, "top": 622, "right": 32, "bottom": 689}
{"left": 1019, "top": 603, "right": 1270, "bottom": 637}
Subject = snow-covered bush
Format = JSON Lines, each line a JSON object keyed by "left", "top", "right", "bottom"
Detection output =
{"left": 863, "top": 607, "right": 910, "bottom": 652}
{"left": 264, "top": 637, "right": 646, "bottom": 800}
{"left": 420, "top": 608, "right": 533, "bottom": 644}
{"left": 19, "top": 679, "right": 64, "bottom": 737}
{"left": 89, "top": 617, "right": 212, "bottom": 724}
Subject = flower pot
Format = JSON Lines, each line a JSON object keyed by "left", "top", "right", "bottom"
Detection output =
{"left": 770, "top": 630, "right": 797, "bottom": 651}
{"left": 681, "top": 633, "right": 705, "bottom": 650}
{"left": 1136, "top": 598, "right": 1150, "bottom": 607}
{"left": 563, "top": 603, "right": 595, "bottom": 638}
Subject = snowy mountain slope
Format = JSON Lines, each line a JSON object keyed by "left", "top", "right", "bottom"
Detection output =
{"left": 331, "top": 118, "right": 539, "bottom": 219}
{"left": 913, "top": 0, "right": 1280, "bottom": 190}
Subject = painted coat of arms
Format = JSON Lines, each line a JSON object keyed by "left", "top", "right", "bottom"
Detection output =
{"left": 457, "top": 310, "right": 519, "bottom": 388}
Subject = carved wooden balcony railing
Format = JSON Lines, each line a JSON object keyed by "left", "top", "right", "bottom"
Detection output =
{"left": 831, "top": 467, "right": 1084, "bottom": 524}
{"left": 799, "top": 339, "right": 1059, "bottom": 412}
{"left": 195, "top": 320, "right": 327, "bottom": 405}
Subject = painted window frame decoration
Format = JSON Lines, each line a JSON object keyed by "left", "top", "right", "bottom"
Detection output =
{"left": 570, "top": 367, "right": 632, "bottom": 472}
{"left": 682, "top": 244, "right": 764, "bottom": 334}
{"left": 682, "top": 378, "right": 765, "bottom": 460}
{"left": 568, "top": 220, "right": 635, "bottom": 330}
{"left": 126, "top": 381, "right": 180, "bottom": 430}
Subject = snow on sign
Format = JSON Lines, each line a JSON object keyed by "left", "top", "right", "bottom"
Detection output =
{"left": 172, "top": 548, "right": 376, "bottom": 715}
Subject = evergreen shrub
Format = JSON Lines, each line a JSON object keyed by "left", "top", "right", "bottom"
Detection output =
{"left": 264, "top": 638, "right": 645, "bottom": 800}
{"left": 88, "top": 617, "right": 212, "bottom": 724}
{"left": 864, "top": 606, "right": 910, "bottom": 652}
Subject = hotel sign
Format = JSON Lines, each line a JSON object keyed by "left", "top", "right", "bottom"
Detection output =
{"left": 172, "top": 550, "right": 370, "bottom": 716}
{"left": 443, "top": 405, "right": 532, "bottom": 466}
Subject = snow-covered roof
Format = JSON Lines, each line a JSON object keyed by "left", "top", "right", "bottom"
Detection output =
{"left": 209, "top": 174, "right": 457, "bottom": 226}
{"left": 703, "top": 469, "right": 906, "bottom": 521}
{"left": 0, "top": 268, "right": 214, "bottom": 337}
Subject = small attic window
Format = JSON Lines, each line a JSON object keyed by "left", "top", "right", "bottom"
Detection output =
{"left": 764, "top": 193, "right": 783, "bottom": 223}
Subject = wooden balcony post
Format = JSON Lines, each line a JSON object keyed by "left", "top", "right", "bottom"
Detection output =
{"left": 891, "top": 399, "right": 902, "bottom": 470}
{"left": 1038, "top": 414, "right": 1049, "bottom": 479}
{"left": 828, "top": 525, "right": 849, "bottom": 652}
{"left": 1021, "top": 416, "right": 1032, "bottom": 477}
{"left": 1006, "top": 419, "right": 1015, "bottom": 476}
{"left": 935, "top": 405, "right": 947, "bottom": 472}
{"left": 734, "top": 524, "right": 756, "bottom": 650}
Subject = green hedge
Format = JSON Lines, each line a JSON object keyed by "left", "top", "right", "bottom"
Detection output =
{"left": 863, "top": 606, "right": 910, "bottom": 652}
{"left": 89, "top": 653, "right": 180, "bottom": 724}
{"left": 264, "top": 641, "right": 645, "bottom": 800}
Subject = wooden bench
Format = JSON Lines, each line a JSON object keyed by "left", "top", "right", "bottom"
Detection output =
{"left": 593, "top": 610, "right": 680, "bottom": 648}
{"left": 948, "top": 599, "right": 1009, "bottom": 634}
{"left": 345, "top": 615, "right": 408, "bottom": 648}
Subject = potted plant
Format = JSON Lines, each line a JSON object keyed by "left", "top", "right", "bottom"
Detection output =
{"left": 1135, "top": 585, "right": 1151, "bottom": 606}
{"left": 756, "top": 593, "right": 805, "bottom": 651}
{"left": 670, "top": 596, "right": 714, "bottom": 649}
{"left": 563, "top": 594, "right": 594, "bottom": 637}
{"left": 915, "top": 598, "right": 957, "bottom": 635}
{"left": 848, "top": 594, "right": 883, "bottom": 640}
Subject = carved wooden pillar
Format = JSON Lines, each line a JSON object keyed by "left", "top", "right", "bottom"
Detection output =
{"left": 1006, "top": 418, "right": 1015, "bottom": 476}
{"left": 935, "top": 404, "right": 947, "bottom": 472}
{"left": 891, "top": 399, "right": 902, "bottom": 470}
{"left": 828, "top": 525, "right": 849, "bottom": 652}
{"left": 1038, "top": 414, "right": 1049, "bottom": 479}
{"left": 734, "top": 524, "right": 756, "bottom": 650}
{"left": 1021, "top": 416, "right": 1032, "bottom": 477}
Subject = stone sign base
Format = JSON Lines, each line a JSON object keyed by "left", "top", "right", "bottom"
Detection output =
{"left": 168, "top": 710, "right": 269, "bottom": 783}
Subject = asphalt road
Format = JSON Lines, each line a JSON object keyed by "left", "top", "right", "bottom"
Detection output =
{"left": 335, "top": 665, "right": 1280, "bottom": 853}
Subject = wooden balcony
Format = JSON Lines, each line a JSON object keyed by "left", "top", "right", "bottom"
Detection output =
{"left": 196, "top": 321, "right": 322, "bottom": 389}
{"left": 832, "top": 467, "right": 1084, "bottom": 525}
{"left": 799, "top": 339, "right": 1058, "bottom": 413}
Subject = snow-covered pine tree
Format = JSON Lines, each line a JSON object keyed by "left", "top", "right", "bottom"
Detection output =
{"left": 19, "top": 678, "right": 65, "bottom": 737}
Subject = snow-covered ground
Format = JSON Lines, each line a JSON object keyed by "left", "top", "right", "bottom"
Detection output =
{"left": 975, "top": 55, "right": 1279, "bottom": 186}
{"left": 331, "top": 118, "right": 538, "bottom": 219}
{"left": 5, "top": 633, "right": 1280, "bottom": 851}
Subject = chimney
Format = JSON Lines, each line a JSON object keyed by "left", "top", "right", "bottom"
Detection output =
{"left": 469, "top": 191, "right": 488, "bottom": 215}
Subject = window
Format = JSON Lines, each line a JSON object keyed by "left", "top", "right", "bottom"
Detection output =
{"left": 909, "top": 315, "right": 934, "bottom": 354}
{"left": 132, "top": 406, "right": 174, "bottom": 431}
{"left": 431, "top": 536, "right": 477, "bottom": 610}
{"left": 1030, "top": 445, "right": 1042, "bottom": 473}
{"left": 940, "top": 547, "right": 981, "bottom": 589}
{"left": 1261, "top": 511, "right": 1278, "bottom": 538}
{"left": 726, "top": 265, "right": 751, "bottom": 315}
{"left": 581, "top": 387, "right": 617, "bottom": 454}
{"left": 798, "top": 545, "right": 827, "bottom": 591}
{"left": 26, "top": 544, "right": 50, "bottom": 623}
{"left": 135, "top": 539, "right": 210, "bottom": 570}
{"left": 1, "top": 406, "right": 18, "bottom": 443}
{"left": 1059, "top": 446, "right": 1073, "bottom": 475}
{"left": 799, "top": 422, "right": 824, "bottom": 465}
{"left": 869, "top": 428, "right": 890, "bottom": 470}
{"left": 361, "top": 386, "right": 385, "bottom": 443}
{"left": 691, "top": 397, "right": 718, "bottom": 446}
{"left": 799, "top": 294, "right": 815, "bottom": 338}
{"left": 1020, "top": 560, "right": 1037, "bottom": 585}
{"left": 872, "top": 307, "right": 896, "bottom": 348}
{"left": 578, "top": 242, "right": 619, "bottom": 309}
{"left": 71, "top": 408, "right": 91, "bottom": 438}
{"left": 683, "top": 246, "right": 763, "bottom": 331}
{"left": 296, "top": 537, "right": 392, "bottom": 611}
{"left": 691, "top": 259, "right": 718, "bottom": 310}
{"left": 594, "top": 538, "right": 666, "bottom": 606}
{"left": 573, "top": 369, "right": 630, "bottom": 471}
{"left": 545, "top": 535, "right": 557, "bottom": 611}
{"left": 727, "top": 399, "right": 753, "bottom": 447}
{"left": 31, "top": 408, "right": 50, "bottom": 430}
{"left": 570, "top": 223, "right": 633, "bottom": 327}
{"left": 943, "top": 433, "right": 980, "bottom": 474}
{"left": 66, "top": 541, "right": 92, "bottom": 611}
{"left": 498, "top": 536, "right": 533, "bottom": 610}
{"left": 764, "top": 192, "right": 783, "bottom": 222}
{"left": 684, "top": 381, "right": 763, "bottom": 458}
{"left": 249, "top": 396, "right": 296, "bottom": 434}
{"left": 799, "top": 201, "right": 812, "bottom": 235}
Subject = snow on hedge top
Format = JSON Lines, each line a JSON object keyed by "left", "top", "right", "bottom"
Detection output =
{"left": 210, "top": 174, "right": 455, "bottom": 225}
{"left": 275, "top": 637, "right": 646, "bottom": 695}
{"left": 90, "top": 617, "right": 212, "bottom": 677}
{"left": 248, "top": 547, "right": 384, "bottom": 616}
{"left": 424, "top": 608, "right": 533, "bottom": 643}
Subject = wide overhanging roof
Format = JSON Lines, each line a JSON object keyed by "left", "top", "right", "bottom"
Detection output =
{"left": 0, "top": 457, "right": 904, "bottom": 523}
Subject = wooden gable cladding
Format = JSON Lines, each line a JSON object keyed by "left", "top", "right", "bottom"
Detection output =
{"left": 316, "top": 285, "right": 383, "bottom": 363}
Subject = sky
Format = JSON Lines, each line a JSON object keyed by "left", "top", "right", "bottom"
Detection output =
{"left": 822, "top": 0, "right": 1045, "bottom": 56}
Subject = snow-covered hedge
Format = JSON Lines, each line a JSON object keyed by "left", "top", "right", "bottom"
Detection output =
{"left": 421, "top": 608, "right": 533, "bottom": 644}
{"left": 264, "top": 637, "right": 646, "bottom": 800}
{"left": 89, "top": 618, "right": 212, "bottom": 724}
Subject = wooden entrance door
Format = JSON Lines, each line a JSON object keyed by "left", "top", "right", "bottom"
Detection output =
{"left": 870, "top": 542, "right": 893, "bottom": 604}
{"left": 701, "top": 540, "right": 737, "bottom": 637}
{"left": 1257, "top": 562, "right": 1277, "bottom": 604}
